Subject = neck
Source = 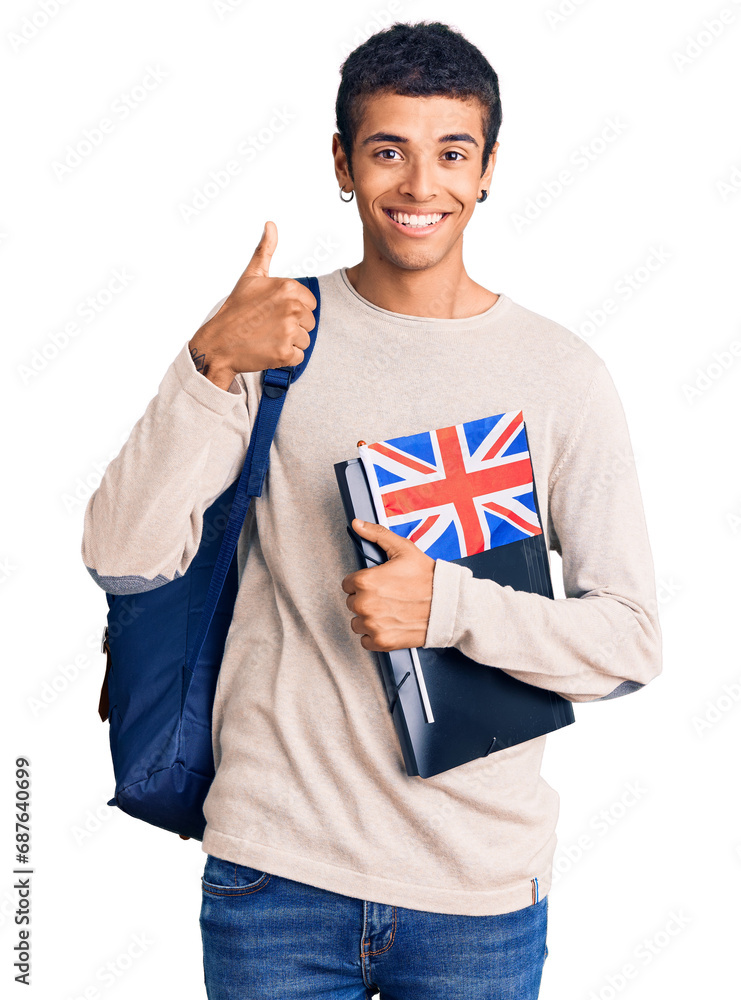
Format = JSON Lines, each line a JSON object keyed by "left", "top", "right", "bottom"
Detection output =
{"left": 344, "top": 244, "right": 498, "bottom": 320}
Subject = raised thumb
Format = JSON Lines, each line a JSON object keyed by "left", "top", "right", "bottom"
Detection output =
{"left": 353, "top": 519, "right": 402, "bottom": 553}
{"left": 242, "top": 220, "right": 277, "bottom": 278}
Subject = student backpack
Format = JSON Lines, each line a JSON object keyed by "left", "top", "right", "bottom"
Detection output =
{"left": 97, "top": 275, "right": 321, "bottom": 841}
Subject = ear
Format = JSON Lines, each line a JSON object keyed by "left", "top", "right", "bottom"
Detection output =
{"left": 482, "top": 139, "right": 498, "bottom": 188}
{"left": 332, "top": 132, "right": 352, "bottom": 193}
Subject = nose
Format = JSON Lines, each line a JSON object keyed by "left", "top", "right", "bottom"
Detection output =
{"left": 397, "top": 156, "right": 438, "bottom": 205}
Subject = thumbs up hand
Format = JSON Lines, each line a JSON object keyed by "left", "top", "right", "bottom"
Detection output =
{"left": 189, "top": 221, "right": 317, "bottom": 385}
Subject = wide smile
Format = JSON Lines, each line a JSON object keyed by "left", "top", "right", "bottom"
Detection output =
{"left": 383, "top": 208, "right": 451, "bottom": 237}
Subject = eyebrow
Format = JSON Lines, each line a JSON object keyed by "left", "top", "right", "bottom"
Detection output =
{"left": 361, "top": 131, "right": 479, "bottom": 148}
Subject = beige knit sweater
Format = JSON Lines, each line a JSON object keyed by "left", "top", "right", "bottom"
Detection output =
{"left": 81, "top": 266, "right": 662, "bottom": 915}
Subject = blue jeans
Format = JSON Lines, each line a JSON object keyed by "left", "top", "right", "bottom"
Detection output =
{"left": 199, "top": 853, "right": 549, "bottom": 999}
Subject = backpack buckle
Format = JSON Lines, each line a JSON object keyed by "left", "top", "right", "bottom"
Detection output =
{"left": 263, "top": 366, "right": 293, "bottom": 398}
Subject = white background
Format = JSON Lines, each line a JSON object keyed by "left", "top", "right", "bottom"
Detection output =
{"left": 3, "top": 0, "right": 740, "bottom": 997}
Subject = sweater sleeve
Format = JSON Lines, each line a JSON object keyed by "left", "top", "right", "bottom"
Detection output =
{"left": 80, "top": 294, "right": 253, "bottom": 594}
{"left": 422, "top": 362, "right": 663, "bottom": 703}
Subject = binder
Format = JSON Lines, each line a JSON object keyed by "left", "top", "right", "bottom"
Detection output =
{"left": 334, "top": 415, "right": 575, "bottom": 778}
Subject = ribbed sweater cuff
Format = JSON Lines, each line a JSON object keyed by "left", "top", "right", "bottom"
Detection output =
{"left": 423, "top": 558, "right": 471, "bottom": 649}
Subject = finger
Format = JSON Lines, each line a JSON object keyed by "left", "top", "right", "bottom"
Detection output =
{"left": 296, "top": 301, "right": 317, "bottom": 335}
{"left": 287, "top": 313, "right": 314, "bottom": 357}
{"left": 287, "top": 278, "right": 318, "bottom": 315}
{"left": 241, "top": 220, "right": 278, "bottom": 279}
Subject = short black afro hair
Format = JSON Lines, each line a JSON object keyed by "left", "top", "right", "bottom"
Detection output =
{"left": 335, "top": 20, "right": 502, "bottom": 181}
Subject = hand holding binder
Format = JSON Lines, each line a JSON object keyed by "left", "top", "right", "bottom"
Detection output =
{"left": 340, "top": 516, "right": 436, "bottom": 654}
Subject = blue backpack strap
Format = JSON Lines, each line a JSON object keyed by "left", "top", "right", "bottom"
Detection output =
{"left": 187, "top": 275, "right": 320, "bottom": 675}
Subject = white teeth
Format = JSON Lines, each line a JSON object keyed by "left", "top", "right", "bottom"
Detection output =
{"left": 388, "top": 210, "right": 444, "bottom": 227}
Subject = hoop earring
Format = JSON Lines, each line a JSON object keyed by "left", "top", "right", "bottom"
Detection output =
{"left": 477, "top": 190, "right": 488, "bottom": 203}
{"left": 339, "top": 186, "right": 355, "bottom": 202}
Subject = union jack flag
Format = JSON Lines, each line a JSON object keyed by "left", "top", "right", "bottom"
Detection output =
{"left": 357, "top": 410, "right": 543, "bottom": 561}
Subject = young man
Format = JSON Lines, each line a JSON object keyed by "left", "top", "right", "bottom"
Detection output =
{"left": 82, "top": 20, "right": 662, "bottom": 999}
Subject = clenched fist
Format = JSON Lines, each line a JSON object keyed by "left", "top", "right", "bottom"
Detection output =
{"left": 189, "top": 221, "right": 318, "bottom": 389}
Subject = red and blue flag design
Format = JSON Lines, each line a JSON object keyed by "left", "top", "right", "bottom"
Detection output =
{"left": 357, "top": 410, "right": 543, "bottom": 561}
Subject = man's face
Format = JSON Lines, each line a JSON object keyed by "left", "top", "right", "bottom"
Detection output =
{"left": 334, "top": 91, "right": 497, "bottom": 272}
